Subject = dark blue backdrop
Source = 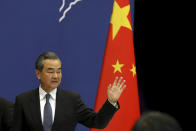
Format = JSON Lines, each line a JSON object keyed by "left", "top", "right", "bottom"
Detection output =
{"left": 0, "top": 0, "right": 134, "bottom": 130}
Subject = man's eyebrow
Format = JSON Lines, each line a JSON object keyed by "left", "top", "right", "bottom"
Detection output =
{"left": 47, "top": 68, "right": 55, "bottom": 70}
{"left": 47, "top": 68, "right": 61, "bottom": 70}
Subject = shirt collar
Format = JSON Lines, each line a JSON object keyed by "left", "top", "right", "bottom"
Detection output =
{"left": 39, "top": 85, "right": 57, "bottom": 101}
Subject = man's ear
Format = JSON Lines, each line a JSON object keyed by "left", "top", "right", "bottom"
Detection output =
{"left": 35, "top": 69, "right": 41, "bottom": 80}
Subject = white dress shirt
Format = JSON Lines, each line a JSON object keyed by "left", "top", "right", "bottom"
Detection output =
{"left": 39, "top": 86, "right": 57, "bottom": 124}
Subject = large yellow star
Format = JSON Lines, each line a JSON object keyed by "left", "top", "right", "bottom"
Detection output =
{"left": 110, "top": 1, "right": 132, "bottom": 39}
{"left": 112, "top": 60, "right": 124, "bottom": 73}
{"left": 130, "top": 64, "right": 136, "bottom": 77}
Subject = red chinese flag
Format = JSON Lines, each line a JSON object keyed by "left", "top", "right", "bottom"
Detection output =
{"left": 90, "top": 0, "right": 140, "bottom": 130}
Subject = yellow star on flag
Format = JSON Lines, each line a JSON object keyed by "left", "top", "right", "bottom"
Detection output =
{"left": 130, "top": 64, "right": 136, "bottom": 77}
{"left": 110, "top": 1, "right": 132, "bottom": 39}
{"left": 112, "top": 59, "right": 124, "bottom": 73}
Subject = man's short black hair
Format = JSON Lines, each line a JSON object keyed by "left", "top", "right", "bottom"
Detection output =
{"left": 35, "top": 52, "right": 60, "bottom": 72}
{"left": 132, "top": 111, "right": 182, "bottom": 131}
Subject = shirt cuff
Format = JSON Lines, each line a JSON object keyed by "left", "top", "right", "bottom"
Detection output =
{"left": 108, "top": 99, "right": 118, "bottom": 108}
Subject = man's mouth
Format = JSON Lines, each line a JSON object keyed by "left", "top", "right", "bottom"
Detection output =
{"left": 51, "top": 81, "right": 58, "bottom": 83}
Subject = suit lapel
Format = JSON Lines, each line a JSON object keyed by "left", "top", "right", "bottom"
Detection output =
{"left": 52, "top": 88, "right": 65, "bottom": 129}
{"left": 30, "top": 88, "right": 43, "bottom": 130}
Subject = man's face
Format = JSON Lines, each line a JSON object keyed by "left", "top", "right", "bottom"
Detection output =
{"left": 36, "top": 59, "right": 62, "bottom": 91}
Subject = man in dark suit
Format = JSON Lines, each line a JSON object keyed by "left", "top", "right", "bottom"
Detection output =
{"left": 13, "top": 52, "right": 126, "bottom": 131}
{"left": 0, "top": 97, "right": 13, "bottom": 131}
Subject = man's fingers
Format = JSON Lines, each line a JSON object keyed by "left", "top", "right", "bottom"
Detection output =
{"left": 108, "top": 84, "right": 112, "bottom": 89}
{"left": 120, "top": 80, "right": 126, "bottom": 88}
{"left": 113, "top": 76, "right": 118, "bottom": 86}
{"left": 117, "top": 77, "right": 123, "bottom": 86}
{"left": 121, "top": 85, "right": 126, "bottom": 91}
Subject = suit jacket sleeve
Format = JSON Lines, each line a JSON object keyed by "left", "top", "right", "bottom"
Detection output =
{"left": 76, "top": 95, "right": 119, "bottom": 129}
{"left": 13, "top": 96, "right": 23, "bottom": 131}
{"left": 3, "top": 100, "right": 14, "bottom": 131}
{"left": 0, "top": 98, "right": 14, "bottom": 131}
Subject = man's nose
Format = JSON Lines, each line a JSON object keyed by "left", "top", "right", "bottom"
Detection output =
{"left": 52, "top": 72, "right": 58, "bottom": 78}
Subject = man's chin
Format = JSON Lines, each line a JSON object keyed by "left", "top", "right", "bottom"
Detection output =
{"left": 50, "top": 85, "right": 58, "bottom": 89}
{"left": 50, "top": 83, "right": 59, "bottom": 89}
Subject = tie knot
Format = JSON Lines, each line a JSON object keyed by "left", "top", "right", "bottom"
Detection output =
{"left": 45, "top": 94, "right": 50, "bottom": 101}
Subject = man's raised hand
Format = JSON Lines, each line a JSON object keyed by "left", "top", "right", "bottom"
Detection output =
{"left": 107, "top": 76, "right": 126, "bottom": 103}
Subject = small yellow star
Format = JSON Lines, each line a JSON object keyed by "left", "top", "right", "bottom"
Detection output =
{"left": 130, "top": 64, "right": 136, "bottom": 77}
{"left": 112, "top": 60, "right": 124, "bottom": 73}
{"left": 110, "top": 1, "right": 132, "bottom": 39}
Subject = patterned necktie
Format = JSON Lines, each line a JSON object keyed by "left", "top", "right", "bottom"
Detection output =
{"left": 43, "top": 94, "right": 52, "bottom": 131}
